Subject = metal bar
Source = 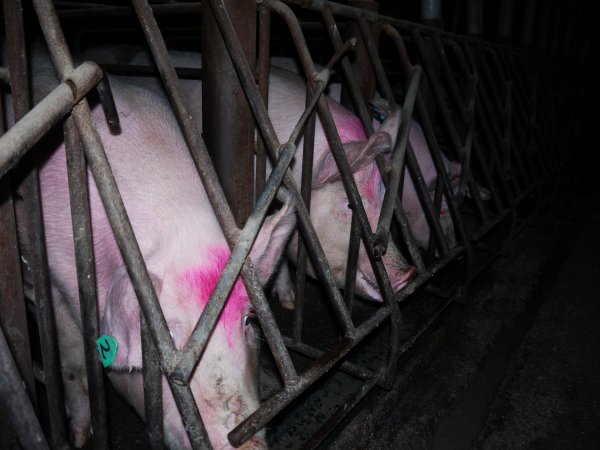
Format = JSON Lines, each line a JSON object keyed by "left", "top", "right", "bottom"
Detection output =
{"left": 255, "top": 4, "right": 271, "bottom": 198}
{"left": 95, "top": 75, "right": 120, "bottom": 134}
{"left": 0, "top": 0, "right": 36, "bottom": 404}
{"left": 271, "top": 0, "right": 398, "bottom": 312}
{"left": 467, "top": 0, "right": 484, "bottom": 36}
{"left": 283, "top": 338, "right": 376, "bottom": 380}
{"left": 64, "top": 116, "right": 110, "bottom": 450}
{"left": 343, "top": 213, "right": 361, "bottom": 314}
{"left": 4, "top": 2, "right": 70, "bottom": 446}
{"left": 0, "top": 176, "right": 36, "bottom": 405}
{"left": 356, "top": 16, "right": 395, "bottom": 105}
{"left": 0, "top": 62, "right": 102, "bottom": 178}
{"left": 228, "top": 338, "right": 355, "bottom": 447}
{"left": 171, "top": 141, "right": 297, "bottom": 382}
{"left": 141, "top": 314, "right": 164, "bottom": 450}
{"left": 341, "top": 1, "right": 379, "bottom": 107}
{"left": 0, "top": 326, "right": 49, "bottom": 450}
{"left": 171, "top": 73, "right": 328, "bottom": 383}
{"left": 130, "top": 0, "right": 299, "bottom": 395}
{"left": 293, "top": 89, "right": 318, "bottom": 343}
{"left": 56, "top": 2, "right": 203, "bottom": 19}
{"left": 210, "top": 0, "right": 355, "bottom": 335}
{"left": 166, "top": 379, "right": 211, "bottom": 449}
{"left": 202, "top": 0, "right": 256, "bottom": 227}
{"left": 374, "top": 66, "right": 421, "bottom": 253}
{"left": 32, "top": 0, "right": 180, "bottom": 397}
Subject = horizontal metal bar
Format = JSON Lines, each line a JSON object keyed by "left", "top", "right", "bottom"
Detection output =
{"left": 0, "top": 61, "right": 102, "bottom": 178}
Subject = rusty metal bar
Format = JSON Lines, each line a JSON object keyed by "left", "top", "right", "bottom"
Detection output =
{"left": 0, "top": 326, "right": 49, "bottom": 450}
{"left": 303, "top": 369, "right": 383, "bottom": 449}
{"left": 293, "top": 89, "right": 318, "bottom": 343}
{"left": 374, "top": 66, "right": 421, "bottom": 254}
{"left": 202, "top": 0, "right": 255, "bottom": 227}
{"left": 130, "top": 0, "right": 299, "bottom": 398}
{"left": 0, "top": 1, "right": 36, "bottom": 405}
{"left": 56, "top": 2, "right": 203, "bottom": 19}
{"left": 0, "top": 62, "right": 102, "bottom": 178}
{"left": 171, "top": 134, "right": 295, "bottom": 382}
{"left": 255, "top": 4, "right": 271, "bottom": 197}
{"left": 173, "top": 71, "right": 328, "bottom": 382}
{"left": 209, "top": 0, "right": 356, "bottom": 335}
{"left": 31, "top": 0, "right": 183, "bottom": 428}
{"left": 63, "top": 116, "right": 110, "bottom": 450}
{"left": 320, "top": 8, "right": 425, "bottom": 275}
{"left": 141, "top": 314, "right": 164, "bottom": 450}
{"left": 4, "top": 2, "right": 70, "bottom": 446}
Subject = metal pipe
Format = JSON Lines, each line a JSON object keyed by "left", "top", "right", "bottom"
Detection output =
{"left": 467, "top": 0, "right": 483, "bottom": 36}
{"left": 141, "top": 314, "right": 164, "bottom": 450}
{"left": 4, "top": 2, "right": 69, "bottom": 446}
{"left": 293, "top": 89, "right": 318, "bottom": 343}
{"left": 519, "top": 0, "right": 538, "bottom": 46}
{"left": 497, "top": 0, "right": 515, "bottom": 42}
{"left": 209, "top": 0, "right": 356, "bottom": 335}
{"left": 202, "top": 0, "right": 256, "bottom": 227}
{"left": 374, "top": 66, "right": 421, "bottom": 254}
{"left": 64, "top": 116, "right": 110, "bottom": 449}
{"left": 0, "top": 62, "right": 103, "bottom": 177}
{"left": 341, "top": 1, "right": 380, "bottom": 107}
{"left": 0, "top": 0, "right": 36, "bottom": 404}
{"left": 0, "top": 327, "right": 49, "bottom": 450}
{"left": 32, "top": 0, "right": 180, "bottom": 401}
{"left": 130, "top": 0, "right": 299, "bottom": 399}
{"left": 421, "top": 0, "right": 443, "bottom": 28}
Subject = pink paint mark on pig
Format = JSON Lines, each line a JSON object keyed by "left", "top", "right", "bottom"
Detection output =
{"left": 178, "top": 247, "right": 249, "bottom": 344}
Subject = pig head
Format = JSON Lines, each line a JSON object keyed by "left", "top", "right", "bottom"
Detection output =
{"left": 81, "top": 47, "right": 416, "bottom": 303}
{"left": 26, "top": 48, "right": 293, "bottom": 449}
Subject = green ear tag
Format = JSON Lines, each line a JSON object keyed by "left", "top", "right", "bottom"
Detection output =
{"left": 96, "top": 335, "right": 118, "bottom": 368}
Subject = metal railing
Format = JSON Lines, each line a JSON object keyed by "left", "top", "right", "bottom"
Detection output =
{"left": 0, "top": 0, "right": 571, "bottom": 449}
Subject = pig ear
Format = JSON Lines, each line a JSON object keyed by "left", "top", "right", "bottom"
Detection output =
{"left": 376, "top": 107, "right": 402, "bottom": 150}
{"left": 100, "top": 268, "right": 163, "bottom": 369}
{"left": 313, "top": 131, "right": 391, "bottom": 188}
{"left": 249, "top": 190, "right": 296, "bottom": 286}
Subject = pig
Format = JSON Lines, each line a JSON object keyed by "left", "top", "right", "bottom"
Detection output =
{"left": 81, "top": 46, "right": 417, "bottom": 306}
{"left": 18, "top": 46, "right": 296, "bottom": 449}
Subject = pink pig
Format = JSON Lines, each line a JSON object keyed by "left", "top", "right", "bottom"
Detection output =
{"left": 81, "top": 46, "right": 417, "bottom": 304}
{"left": 24, "top": 48, "right": 294, "bottom": 449}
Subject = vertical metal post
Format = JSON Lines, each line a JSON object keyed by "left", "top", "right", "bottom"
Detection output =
{"left": 340, "top": 1, "right": 379, "bottom": 109}
{"left": 5, "top": 1, "right": 69, "bottom": 447}
{"left": 520, "top": 0, "right": 538, "bottom": 46}
{"left": 467, "top": 0, "right": 484, "bottom": 36}
{"left": 497, "top": 0, "right": 515, "bottom": 43}
{"left": 64, "top": 117, "right": 110, "bottom": 450}
{"left": 0, "top": 327, "right": 49, "bottom": 450}
{"left": 202, "top": 0, "right": 256, "bottom": 227}
{"left": 421, "top": 0, "right": 443, "bottom": 28}
{"left": 1, "top": 0, "right": 37, "bottom": 413}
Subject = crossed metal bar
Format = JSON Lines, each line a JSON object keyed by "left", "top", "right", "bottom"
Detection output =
{"left": 0, "top": 0, "right": 569, "bottom": 449}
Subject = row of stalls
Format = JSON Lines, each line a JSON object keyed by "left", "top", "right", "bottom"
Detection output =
{"left": 0, "top": 0, "right": 587, "bottom": 448}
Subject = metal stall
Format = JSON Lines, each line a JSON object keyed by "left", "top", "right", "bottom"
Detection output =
{"left": 0, "top": 0, "right": 575, "bottom": 449}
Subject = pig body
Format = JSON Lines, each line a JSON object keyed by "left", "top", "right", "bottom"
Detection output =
{"left": 82, "top": 46, "right": 416, "bottom": 303}
{"left": 22, "top": 48, "right": 294, "bottom": 449}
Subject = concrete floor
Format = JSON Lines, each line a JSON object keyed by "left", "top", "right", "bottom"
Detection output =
{"left": 327, "top": 192, "right": 600, "bottom": 449}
